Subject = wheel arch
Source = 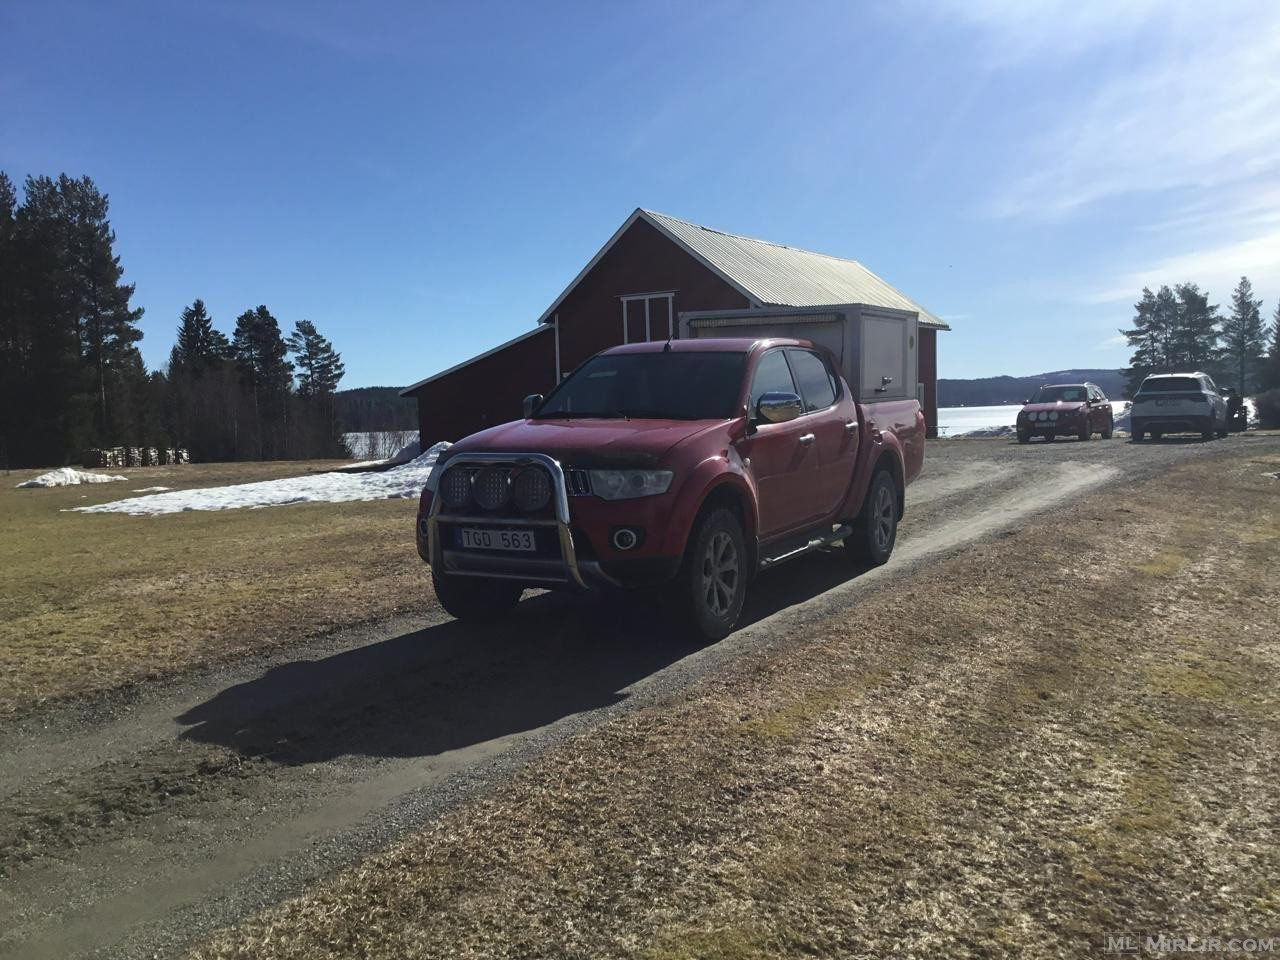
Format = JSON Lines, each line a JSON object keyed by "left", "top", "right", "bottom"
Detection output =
{"left": 693, "top": 478, "right": 757, "bottom": 573}
{"left": 871, "top": 448, "right": 906, "bottom": 520}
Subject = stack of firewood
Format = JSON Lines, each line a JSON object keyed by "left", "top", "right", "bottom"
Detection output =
{"left": 81, "top": 446, "right": 189, "bottom": 467}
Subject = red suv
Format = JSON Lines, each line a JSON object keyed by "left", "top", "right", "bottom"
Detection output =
{"left": 1016, "top": 382, "right": 1114, "bottom": 443}
{"left": 417, "top": 338, "right": 923, "bottom": 639}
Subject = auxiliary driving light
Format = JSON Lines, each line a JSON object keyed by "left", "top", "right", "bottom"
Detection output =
{"left": 441, "top": 466, "right": 472, "bottom": 509}
{"left": 511, "top": 465, "right": 552, "bottom": 512}
{"left": 472, "top": 466, "right": 512, "bottom": 511}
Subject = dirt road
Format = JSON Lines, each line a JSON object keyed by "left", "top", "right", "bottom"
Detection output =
{"left": 1, "top": 435, "right": 1274, "bottom": 959}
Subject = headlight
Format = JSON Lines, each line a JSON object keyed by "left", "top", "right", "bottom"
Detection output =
{"left": 1049, "top": 411, "right": 1059, "bottom": 421}
{"left": 588, "top": 469, "right": 674, "bottom": 500}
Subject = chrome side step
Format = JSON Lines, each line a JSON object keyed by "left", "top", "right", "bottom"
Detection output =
{"left": 759, "top": 523, "right": 853, "bottom": 569}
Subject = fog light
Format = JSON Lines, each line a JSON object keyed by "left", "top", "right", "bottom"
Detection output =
{"left": 441, "top": 467, "right": 472, "bottom": 509}
{"left": 511, "top": 465, "right": 552, "bottom": 512}
{"left": 472, "top": 466, "right": 512, "bottom": 511}
{"left": 612, "top": 528, "right": 640, "bottom": 551}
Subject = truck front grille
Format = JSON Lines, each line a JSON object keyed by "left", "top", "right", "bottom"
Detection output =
{"left": 566, "top": 469, "right": 592, "bottom": 496}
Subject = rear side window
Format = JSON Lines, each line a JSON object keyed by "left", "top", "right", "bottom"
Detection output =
{"left": 787, "top": 349, "right": 837, "bottom": 411}
{"left": 750, "top": 350, "right": 796, "bottom": 416}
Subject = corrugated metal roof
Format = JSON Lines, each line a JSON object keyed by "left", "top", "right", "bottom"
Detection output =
{"left": 642, "top": 210, "right": 946, "bottom": 329}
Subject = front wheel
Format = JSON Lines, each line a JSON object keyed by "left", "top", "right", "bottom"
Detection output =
{"left": 1102, "top": 418, "right": 1114, "bottom": 439}
{"left": 845, "top": 470, "right": 898, "bottom": 567}
{"left": 1017, "top": 430, "right": 1031, "bottom": 444}
{"left": 432, "top": 570, "right": 522, "bottom": 622}
{"left": 667, "top": 508, "right": 746, "bottom": 641}
{"left": 1078, "top": 422, "right": 1091, "bottom": 441}
{"left": 1201, "top": 417, "right": 1214, "bottom": 442}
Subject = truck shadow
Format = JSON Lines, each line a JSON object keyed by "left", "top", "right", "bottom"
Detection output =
{"left": 177, "top": 549, "right": 870, "bottom": 765}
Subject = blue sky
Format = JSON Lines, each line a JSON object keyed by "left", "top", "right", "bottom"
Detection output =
{"left": 3, "top": 0, "right": 1277, "bottom": 386}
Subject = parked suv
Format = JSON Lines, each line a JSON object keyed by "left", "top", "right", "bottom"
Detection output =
{"left": 416, "top": 338, "right": 924, "bottom": 640}
{"left": 1016, "top": 382, "right": 1114, "bottom": 443}
{"left": 1130, "top": 373, "right": 1228, "bottom": 441}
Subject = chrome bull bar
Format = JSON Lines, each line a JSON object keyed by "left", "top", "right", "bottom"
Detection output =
{"left": 426, "top": 451, "right": 588, "bottom": 589}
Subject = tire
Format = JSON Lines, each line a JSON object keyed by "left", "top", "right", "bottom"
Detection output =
{"left": 1102, "top": 417, "right": 1113, "bottom": 440}
{"left": 1017, "top": 431, "right": 1030, "bottom": 445}
{"left": 1152, "top": 431, "right": 1163, "bottom": 441}
{"left": 1078, "top": 421, "right": 1090, "bottom": 441}
{"left": 1045, "top": 433, "right": 1056, "bottom": 443}
{"left": 845, "top": 469, "right": 898, "bottom": 567}
{"left": 668, "top": 507, "right": 746, "bottom": 641}
{"left": 1133, "top": 427, "right": 1145, "bottom": 441}
{"left": 432, "top": 569, "right": 522, "bottom": 622}
{"left": 1201, "top": 417, "right": 1214, "bottom": 442}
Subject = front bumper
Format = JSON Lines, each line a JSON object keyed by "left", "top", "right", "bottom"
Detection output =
{"left": 417, "top": 452, "right": 681, "bottom": 591}
{"left": 1018, "top": 416, "right": 1084, "bottom": 433}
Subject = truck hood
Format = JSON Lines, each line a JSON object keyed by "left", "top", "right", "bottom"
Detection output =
{"left": 1020, "top": 401, "right": 1086, "bottom": 414}
{"left": 447, "top": 417, "right": 728, "bottom": 468}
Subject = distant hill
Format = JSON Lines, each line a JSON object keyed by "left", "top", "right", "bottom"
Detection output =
{"left": 337, "top": 386, "right": 416, "bottom": 432}
{"left": 938, "top": 369, "right": 1126, "bottom": 407}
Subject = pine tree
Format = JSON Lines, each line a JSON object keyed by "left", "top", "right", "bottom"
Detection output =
{"left": 0, "top": 173, "right": 17, "bottom": 467}
{"left": 1170, "top": 283, "right": 1219, "bottom": 371}
{"left": 286, "top": 320, "right": 345, "bottom": 397}
{"left": 172, "top": 299, "right": 230, "bottom": 374}
{"left": 61, "top": 175, "right": 146, "bottom": 445}
{"left": 1262, "top": 301, "right": 1280, "bottom": 391}
{"left": 1121, "top": 287, "right": 1160, "bottom": 397}
{"left": 11, "top": 175, "right": 90, "bottom": 464}
{"left": 232, "top": 305, "right": 293, "bottom": 458}
{"left": 1220, "top": 276, "right": 1266, "bottom": 394}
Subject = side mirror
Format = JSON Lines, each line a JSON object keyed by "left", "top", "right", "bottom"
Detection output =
{"left": 756, "top": 391, "right": 803, "bottom": 424}
{"left": 522, "top": 394, "right": 544, "bottom": 419}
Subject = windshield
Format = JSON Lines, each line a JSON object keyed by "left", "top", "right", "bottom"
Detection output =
{"left": 1138, "top": 376, "right": 1200, "bottom": 394}
{"left": 1030, "top": 385, "right": 1088, "bottom": 403}
{"left": 536, "top": 352, "right": 747, "bottom": 420}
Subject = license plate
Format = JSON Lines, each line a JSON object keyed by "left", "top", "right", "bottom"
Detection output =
{"left": 459, "top": 528, "right": 535, "bottom": 552}
{"left": 1156, "top": 398, "right": 1180, "bottom": 406}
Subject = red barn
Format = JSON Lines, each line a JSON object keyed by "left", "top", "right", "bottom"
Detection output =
{"left": 402, "top": 209, "right": 948, "bottom": 440}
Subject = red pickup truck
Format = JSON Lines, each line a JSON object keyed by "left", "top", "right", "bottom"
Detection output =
{"left": 416, "top": 336, "right": 924, "bottom": 639}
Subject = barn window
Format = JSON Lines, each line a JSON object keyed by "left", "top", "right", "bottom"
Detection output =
{"left": 621, "top": 292, "right": 676, "bottom": 343}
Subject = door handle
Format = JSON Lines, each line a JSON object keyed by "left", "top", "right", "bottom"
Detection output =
{"left": 798, "top": 433, "right": 815, "bottom": 446}
{"left": 844, "top": 420, "right": 858, "bottom": 432}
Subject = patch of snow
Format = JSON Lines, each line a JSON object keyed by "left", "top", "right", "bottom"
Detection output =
{"left": 344, "top": 430, "right": 418, "bottom": 461}
{"left": 950, "top": 424, "right": 1017, "bottom": 439}
{"left": 132, "top": 486, "right": 172, "bottom": 493}
{"left": 342, "top": 437, "right": 422, "bottom": 471}
{"left": 17, "top": 468, "right": 127, "bottom": 488}
{"left": 76, "top": 442, "right": 451, "bottom": 516}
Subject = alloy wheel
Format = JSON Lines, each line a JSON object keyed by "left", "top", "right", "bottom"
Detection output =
{"left": 701, "top": 530, "right": 739, "bottom": 617}
{"left": 872, "top": 483, "right": 895, "bottom": 553}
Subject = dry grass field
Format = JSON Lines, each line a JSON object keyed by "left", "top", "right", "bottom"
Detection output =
{"left": 187, "top": 447, "right": 1280, "bottom": 960}
{"left": 0, "top": 461, "right": 434, "bottom": 716}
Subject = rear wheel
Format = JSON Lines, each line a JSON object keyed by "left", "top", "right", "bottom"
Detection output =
{"left": 1152, "top": 430, "right": 1163, "bottom": 440}
{"left": 668, "top": 508, "right": 746, "bottom": 641}
{"left": 432, "top": 570, "right": 522, "bottom": 622}
{"left": 845, "top": 469, "right": 898, "bottom": 567}
{"left": 1133, "top": 428, "right": 1146, "bottom": 441}
{"left": 1201, "top": 417, "right": 1214, "bottom": 442}
{"left": 1102, "top": 416, "right": 1114, "bottom": 439}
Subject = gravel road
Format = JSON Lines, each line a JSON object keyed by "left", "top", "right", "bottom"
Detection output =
{"left": 1, "top": 434, "right": 1268, "bottom": 960}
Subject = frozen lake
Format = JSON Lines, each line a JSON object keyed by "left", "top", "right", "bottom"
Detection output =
{"left": 938, "top": 402, "right": 1130, "bottom": 437}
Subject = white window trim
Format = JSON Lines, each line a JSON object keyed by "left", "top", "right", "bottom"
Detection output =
{"left": 620, "top": 292, "right": 676, "bottom": 344}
